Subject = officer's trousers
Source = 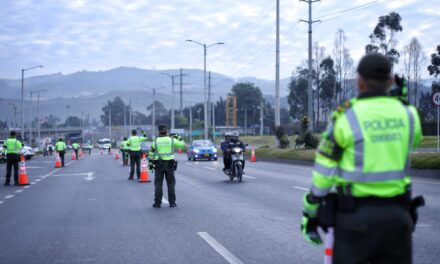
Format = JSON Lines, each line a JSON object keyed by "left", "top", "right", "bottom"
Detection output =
{"left": 5, "top": 154, "right": 20, "bottom": 184}
{"left": 333, "top": 203, "right": 412, "bottom": 264}
{"left": 154, "top": 160, "right": 176, "bottom": 205}
{"left": 74, "top": 149, "right": 79, "bottom": 159}
{"left": 129, "top": 151, "right": 141, "bottom": 178}
{"left": 58, "top": 151, "right": 65, "bottom": 166}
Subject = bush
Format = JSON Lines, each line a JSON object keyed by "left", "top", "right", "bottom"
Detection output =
{"left": 304, "top": 131, "right": 319, "bottom": 149}
{"left": 275, "top": 126, "right": 290, "bottom": 149}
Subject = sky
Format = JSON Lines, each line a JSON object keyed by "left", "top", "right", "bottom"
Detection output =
{"left": 0, "top": 0, "right": 438, "bottom": 81}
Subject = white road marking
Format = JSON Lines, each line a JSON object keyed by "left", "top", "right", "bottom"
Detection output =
{"left": 162, "top": 197, "right": 169, "bottom": 205}
{"left": 243, "top": 175, "right": 255, "bottom": 179}
{"left": 417, "top": 224, "right": 431, "bottom": 228}
{"left": 413, "top": 180, "right": 440, "bottom": 185}
{"left": 185, "top": 162, "right": 193, "bottom": 166}
{"left": 26, "top": 166, "right": 43, "bottom": 169}
{"left": 88, "top": 198, "right": 98, "bottom": 201}
{"left": 197, "top": 232, "right": 244, "bottom": 264}
{"left": 36, "top": 179, "right": 41, "bottom": 182}
{"left": 204, "top": 167, "right": 216, "bottom": 170}
{"left": 24, "top": 186, "right": 30, "bottom": 189}
{"left": 84, "top": 172, "right": 96, "bottom": 182}
{"left": 292, "top": 186, "right": 309, "bottom": 191}
{"left": 0, "top": 201, "right": 3, "bottom": 204}
{"left": 5, "top": 195, "right": 14, "bottom": 199}
{"left": 15, "top": 190, "right": 23, "bottom": 193}
{"left": 30, "top": 182, "right": 36, "bottom": 185}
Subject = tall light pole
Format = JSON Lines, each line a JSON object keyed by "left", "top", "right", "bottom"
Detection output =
{"left": 161, "top": 73, "right": 185, "bottom": 131}
{"left": 146, "top": 86, "right": 164, "bottom": 138}
{"left": 108, "top": 101, "right": 112, "bottom": 140}
{"left": 186, "top": 39, "right": 224, "bottom": 139}
{"left": 29, "top": 91, "right": 34, "bottom": 145}
{"left": 21, "top": 65, "right": 43, "bottom": 141}
{"left": 33, "top": 89, "right": 47, "bottom": 146}
{"left": 275, "top": 0, "right": 281, "bottom": 128}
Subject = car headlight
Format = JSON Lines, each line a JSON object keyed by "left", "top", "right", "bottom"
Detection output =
{"left": 212, "top": 148, "right": 217, "bottom": 153}
{"left": 193, "top": 149, "right": 200, "bottom": 153}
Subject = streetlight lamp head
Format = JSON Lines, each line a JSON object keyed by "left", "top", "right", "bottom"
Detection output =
{"left": 217, "top": 42, "right": 225, "bottom": 45}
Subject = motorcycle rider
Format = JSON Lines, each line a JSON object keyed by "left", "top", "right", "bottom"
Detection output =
{"left": 221, "top": 132, "right": 231, "bottom": 171}
{"left": 223, "top": 131, "right": 246, "bottom": 173}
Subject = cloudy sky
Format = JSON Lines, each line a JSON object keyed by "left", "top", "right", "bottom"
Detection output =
{"left": 0, "top": 0, "right": 438, "bottom": 80}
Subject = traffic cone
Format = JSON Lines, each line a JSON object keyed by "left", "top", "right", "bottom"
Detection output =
{"left": 250, "top": 145, "right": 257, "bottom": 162}
{"left": 55, "top": 154, "right": 62, "bottom": 168}
{"left": 79, "top": 149, "right": 83, "bottom": 157}
{"left": 115, "top": 153, "right": 119, "bottom": 160}
{"left": 178, "top": 149, "right": 183, "bottom": 154}
{"left": 71, "top": 151, "right": 76, "bottom": 160}
{"left": 138, "top": 154, "right": 151, "bottom": 182}
{"left": 18, "top": 155, "right": 30, "bottom": 185}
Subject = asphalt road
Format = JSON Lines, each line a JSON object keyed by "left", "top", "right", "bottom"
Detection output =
{"left": 0, "top": 151, "right": 439, "bottom": 264}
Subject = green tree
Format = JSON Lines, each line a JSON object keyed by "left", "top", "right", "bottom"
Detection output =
{"left": 101, "top": 96, "right": 131, "bottom": 126}
{"left": 64, "top": 116, "right": 81, "bottom": 127}
{"left": 428, "top": 45, "right": 440, "bottom": 77}
{"left": 230, "top": 82, "right": 263, "bottom": 127}
{"left": 288, "top": 67, "right": 309, "bottom": 120}
{"left": 320, "top": 56, "right": 340, "bottom": 120}
{"left": 365, "top": 12, "right": 403, "bottom": 65}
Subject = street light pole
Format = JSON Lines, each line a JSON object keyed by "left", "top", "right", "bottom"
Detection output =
{"left": 21, "top": 65, "right": 43, "bottom": 141}
{"left": 185, "top": 40, "right": 224, "bottom": 139}
{"left": 29, "top": 91, "right": 34, "bottom": 146}
{"left": 35, "top": 89, "right": 47, "bottom": 146}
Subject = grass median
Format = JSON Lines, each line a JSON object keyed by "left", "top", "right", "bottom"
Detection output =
{"left": 252, "top": 146, "right": 439, "bottom": 170}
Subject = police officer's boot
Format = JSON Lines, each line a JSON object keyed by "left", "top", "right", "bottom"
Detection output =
{"left": 170, "top": 203, "right": 177, "bottom": 208}
{"left": 4, "top": 180, "right": 10, "bottom": 186}
{"left": 152, "top": 203, "right": 161, "bottom": 208}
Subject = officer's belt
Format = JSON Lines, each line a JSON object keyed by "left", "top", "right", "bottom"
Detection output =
{"left": 351, "top": 193, "right": 409, "bottom": 207}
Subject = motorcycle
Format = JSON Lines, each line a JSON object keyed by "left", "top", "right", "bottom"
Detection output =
{"left": 223, "top": 147, "right": 245, "bottom": 182}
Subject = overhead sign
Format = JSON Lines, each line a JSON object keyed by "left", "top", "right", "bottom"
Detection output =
{"left": 433, "top": 92, "right": 440, "bottom": 107}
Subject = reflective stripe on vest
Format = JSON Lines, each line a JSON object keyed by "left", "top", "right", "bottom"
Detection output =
{"left": 340, "top": 106, "right": 413, "bottom": 182}
{"left": 153, "top": 137, "right": 174, "bottom": 159}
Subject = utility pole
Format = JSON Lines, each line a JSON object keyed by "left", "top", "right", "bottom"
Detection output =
{"left": 35, "top": 89, "right": 47, "bottom": 145}
{"left": 212, "top": 100, "right": 216, "bottom": 139}
{"left": 189, "top": 102, "right": 193, "bottom": 142}
{"left": 208, "top": 71, "right": 212, "bottom": 134}
{"left": 244, "top": 106, "right": 247, "bottom": 136}
{"left": 29, "top": 92, "right": 33, "bottom": 145}
{"left": 260, "top": 100, "right": 264, "bottom": 136}
{"left": 21, "top": 65, "right": 43, "bottom": 141}
{"left": 180, "top": 68, "right": 183, "bottom": 114}
{"left": 161, "top": 72, "right": 186, "bottom": 130}
{"left": 275, "top": 0, "right": 281, "bottom": 128}
{"left": 123, "top": 104, "right": 127, "bottom": 136}
{"left": 129, "top": 100, "right": 132, "bottom": 130}
{"left": 108, "top": 101, "right": 112, "bottom": 140}
{"left": 300, "top": 0, "right": 320, "bottom": 132}
{"left": 152, "top": 89, "right": 156, "bottom": 138}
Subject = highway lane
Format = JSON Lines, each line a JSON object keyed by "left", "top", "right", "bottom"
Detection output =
{"left": 0, "top": 151, "right": 438, "bottom": 263}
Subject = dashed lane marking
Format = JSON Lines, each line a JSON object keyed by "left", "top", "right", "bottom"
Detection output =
{"left": 292, "top": 186, "right": 309, "bottom": 191}
{"left": 197, "top": 232, "right": 244, "bottom": 264}
{"left": 15, "top": 190, "right": 23, "bottom": 193}
{"left": 204, "top": 167, "right": 216, "bottom": 170}
{"left": 0, "top": 201, "right": 3, "bottom": 205}
{"left": 243, "top": 175, "right": 255, "bottom": 179}
{"left": 5, "top": 195, "right": 14, "bottom": 199}
{"left": 413, "top": 180, "right": 440, "bottom": 185}
{"left": 24, "top": 186, "right": 30, "bottom": 189}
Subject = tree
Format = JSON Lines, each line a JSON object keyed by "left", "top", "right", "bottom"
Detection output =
{"left": 365, "top": 12, "right": 403, "bottom": 65}
{"left": 230, "top": 82, "right": 263, "bottom": 127}
{"left": 64, "top": 116, "right": 81, "bottom": 127}
{"left": 133, "top": 111, "right": 148, "bottom": 125}
{"left": 41, "top": 114, "right": 60, "bottom": 128}
{"left": 408, "top": 38, "right": 426, "bottom": 107}
{"left": 288, "top": 67, "right": 309, "bottom": 120}
{"left": 100, "top": 96, "right": 131, "bottom": 126}
{"left": 427, "top": 45, "right": 440, "bottom": 77}
{"left": 320, "top": 56, "right": 340, "bottom": 120}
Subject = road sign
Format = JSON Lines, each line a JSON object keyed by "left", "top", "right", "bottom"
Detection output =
{"left": 433, "top": 92, "right": 440, "bottom": 106}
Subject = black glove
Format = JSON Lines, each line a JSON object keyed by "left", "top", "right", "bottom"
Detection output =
{"left": 409, "top": 196, "right": 425, "bottom": 231}
{"left": 171, "top": 134, "right": 182, "bottom": 141}
{"left": 148, "top": 161, "right": 155, "bottom": 171}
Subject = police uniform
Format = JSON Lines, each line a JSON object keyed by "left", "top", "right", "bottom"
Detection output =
{"left": 149, "top": 135, "right": 185, "bottom": 207}
{"left": 301, "top": 54, "right": 424, "bottom": 264}
{"left": 126, "top": 134, "right": 146, "bottom": 179}
{"left": 72, "top": 143, "right": 80, "bottom": 159}
{"left": 120, "top": 140, "right": 128, "bottom": 166}
{"left": 55, "top": 140, "right": 67, "bottom": 167}
{"left": 3, "top": 136, "right": 23, "bottom": 185}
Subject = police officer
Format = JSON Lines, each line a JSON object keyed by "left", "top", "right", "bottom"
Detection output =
{"left": 120, "top": 137, "right": 128, "bottom": 166}
{"left": 126, "top": 130, "right": 147, "bottom": 180}
{"left": 148, "top": 124, "right": 185, "bottom": 208}
{"left": 300, "top": 53, "right": 423, "bottom": 264}
{"left": 3, "top": 131, "right": 23, "bottom": 186}
{"left": 55, "top": 138, "right": 67, "bottom": 167}
{"left": 72, "top": 142, "right": 80, "bottom": 160}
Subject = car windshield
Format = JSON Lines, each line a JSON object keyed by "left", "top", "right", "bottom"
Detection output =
{"left": 193, "top": 140, "right": 214, "bottom": 148}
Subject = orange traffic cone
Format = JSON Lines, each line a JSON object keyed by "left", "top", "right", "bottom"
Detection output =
{"left": 178, "top": 149, "right": 183, "bottom": 154}
{"left": 55, "top": 154, "right": 62, "bottom": 168}
{"left": 250, "top": 145, "right": 257, "bottom": 162}
{"left": 115, "top": 153, "right": 119, "bottom": 160}
{"left": 138, "top": 154, "right": 151, "bottom": 182}
{"left": 18, "top": 155, "right": 30, "bottom": 185}
{"left": 71, "top": 151, "right": 76, "bottom": 160}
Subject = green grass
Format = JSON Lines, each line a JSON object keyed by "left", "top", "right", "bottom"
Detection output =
{"left": 254, "top": 146, "right": 440, "bottom": 170}
{"left": 418, "top": 136, "right": 439, "bottom": 149}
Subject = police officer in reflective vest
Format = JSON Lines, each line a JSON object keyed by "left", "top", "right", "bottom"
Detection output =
{"left": 126, "top": 130, "right": 147, "bottom": 180}
{"left": 55, "top": 138, "right": 67, "bottom": 167}
{"left": 300, "top": 53, "right": 424, "bottom": 264}
{"left": 72, "top": 142, "right": 80, "bottom": 159}
{"left": 3, "top": 131, "right": 23, "bottom": 186}
{"left": 149, "top": 124, "right": 185, "bottom": 208}
{"left": 120, "top": 137, "right": 129, "bottom": 166}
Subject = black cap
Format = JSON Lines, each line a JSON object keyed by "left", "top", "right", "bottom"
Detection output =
{"left": 10, "top": 130, "right": 16, "bottom": 136}
{"left": 158, "top": 124, "right": 168, "bottom": 132}
{"left": 131, "top": 129, "right": 137, "bottom": 135}
{"left": 357, "top": 53, "right": 391, "bottom": 81}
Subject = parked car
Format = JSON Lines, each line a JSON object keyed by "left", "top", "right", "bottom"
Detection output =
{"left": 20, "top": 146, "right": 34, "bottom": 160}
{"left": 187, "top": 140, "right": 218, "bottom": 161}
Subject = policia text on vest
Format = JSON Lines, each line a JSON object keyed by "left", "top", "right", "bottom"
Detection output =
{"left": 149, "top": 127, "right": 185, "bottom": 208}
{"left": 300, "top": 53, "right": 425, "bottom": 264}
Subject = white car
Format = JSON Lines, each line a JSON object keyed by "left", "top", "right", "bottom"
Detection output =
{"left": 20, "top": 146, "right": 34, "bottom": 160}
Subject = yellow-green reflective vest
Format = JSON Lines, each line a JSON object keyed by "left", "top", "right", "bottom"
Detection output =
{"left": 72, "top": 143, "right": 80, "bottom": 150}
{"left": 120, "top": 140, "right": 128, "bottom": 150}
{"left": 127, "top": 136, "right": 146, "bottom": 151}
{"left": 4, "top": 138, "right": 23, "bottom": 154}
{"left": 55, "top": 141, "right": 67, "bottom": 151}
{"left": 311, "top": 96, "right": 422, "bottom": 198}
{"left": 149, "top": 136, "right": 185, "bottom": 161}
